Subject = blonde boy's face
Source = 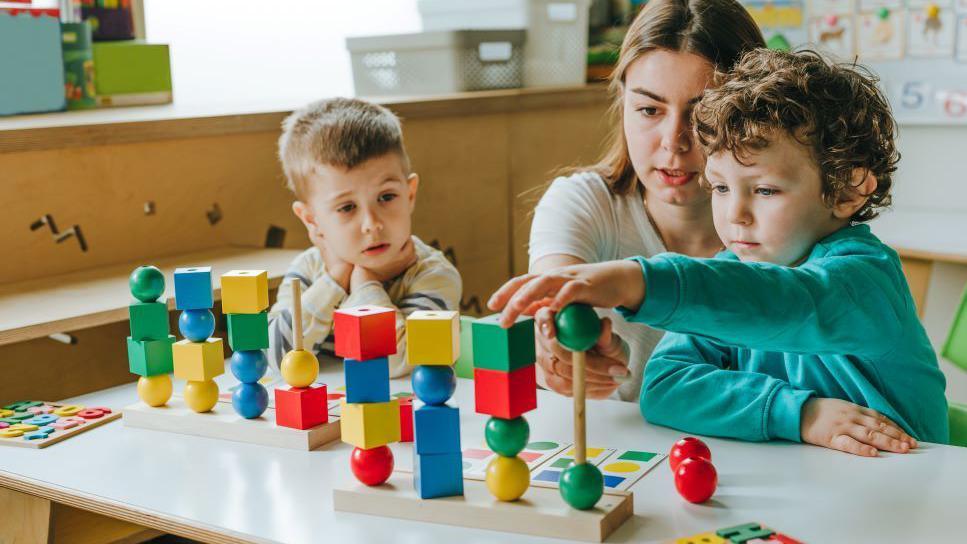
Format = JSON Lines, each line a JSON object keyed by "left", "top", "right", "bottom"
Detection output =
{"left": 705, "top": 131, "right": 848, "bottom": 266}
{"left": 295, "top": 153, "right": 418, "bottom": 271}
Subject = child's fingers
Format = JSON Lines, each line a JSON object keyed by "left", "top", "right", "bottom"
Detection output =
{"left": 858, "top": 415, "right": 913, "bottom": 447}
{"left": 859, "top": 409, "right": 918, "bottom": 448}
{"left": 855, "top": 424, "right": 910, "bottom": 454}
{"left": 831, "top": 434, "right": 878, "bottom": 457}
{"left": 522, "top": 299, "right": 554, "bottom": 319}
{"left": 501, "top": 276, "right": 568, "bottom": 327}
{"left": 550, "top": 278, "right": 591, "bottom": 311}
{"left": 488, "top": 274, "right": 537, "bottom": 312}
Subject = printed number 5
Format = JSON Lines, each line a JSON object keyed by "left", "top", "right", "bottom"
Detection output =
{"left": 901, "top": 81, "right": 927, "bottom": 110}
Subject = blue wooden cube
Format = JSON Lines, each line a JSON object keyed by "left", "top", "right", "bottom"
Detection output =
{"left": 173, "top": 267, "right": 213, "bottom": 310}
{"left": 413, "top": 403, "right": 461, "bottom": 455}
{"left": 344, "top": 357, "right": 390, "bottom": 403}
{"left": 413, "top": 451, "right": 464, "bottom": 499}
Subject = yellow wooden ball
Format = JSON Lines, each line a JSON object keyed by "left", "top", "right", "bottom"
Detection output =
{"left": 485, "top": 455, "right": 530, "bottom": 501}
{"left": 184, "top": 380, "right": 219, "bottom": 413}
{"left": 137, "top": 374, "right": 172, "bottom": 407}
{"left": 281, "top": 349, "right": 319, "bottom": 388}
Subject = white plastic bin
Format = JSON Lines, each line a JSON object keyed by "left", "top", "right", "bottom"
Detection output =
{"left": 417, "top": 0, "right": 590, "bottom": 87}
{"left": 346, "top": 30, "right": 525, "bottom": 97}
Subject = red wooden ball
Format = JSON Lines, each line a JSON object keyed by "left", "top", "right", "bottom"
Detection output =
{"left": 350, "top": 445, "right": 394, "bottom": 486}
{"left": 674, "top": 457, "right": 717, "bottom": 503}
{"left": 669, "top": 436, "right": 712, "bottom": 472}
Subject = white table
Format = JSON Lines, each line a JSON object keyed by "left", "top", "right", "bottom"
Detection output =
{"left": 1, "top": 365, "right": 964, "bottom": 543}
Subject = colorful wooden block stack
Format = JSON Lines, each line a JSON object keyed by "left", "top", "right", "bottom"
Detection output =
{"left": 221, "top": 269, "right": 270, "bottom": 419}
{"left": 172, "top": 266, "right": 222, "bottom": 413}
{"left": 275, "top": 279, "right": 327, "bottom": 430}
{"left": 335, "top": 305, "right": 400, "bottom": 486}
{"left": 472, "top": 314, "right": 537, "bottom": 501}
{"left": 126, "top": 265, "right": 175, "bottom": 407}
{"left": 407, "top": 310, "right": 463, "bottom": 499}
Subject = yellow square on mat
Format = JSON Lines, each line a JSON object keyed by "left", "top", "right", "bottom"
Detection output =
{"left": 566, "top": 447, "right": 605, "bottom": 458}
{"left": 674, "top": 532, "right": 727, "bottom": 544}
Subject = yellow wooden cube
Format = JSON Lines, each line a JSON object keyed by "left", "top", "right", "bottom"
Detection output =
{"left": 220, "top": 270, "right": 268, "bottom": 314}
{"left": 172, "top": 338, "right": 224, "bottom": 381}
{"left": 340, "top": 399, "right": 400, "bottom": 449}
{"left": 406, "top": 310, "right": 460, "bottom": 365}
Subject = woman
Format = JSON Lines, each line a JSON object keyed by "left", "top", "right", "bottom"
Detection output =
{"left": 524, "top": 0, "right": 764, "bottom": 400}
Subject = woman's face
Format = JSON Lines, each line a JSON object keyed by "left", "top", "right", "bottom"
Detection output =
{"left": 622, "top": 49, "right": 715, "bottom": 207}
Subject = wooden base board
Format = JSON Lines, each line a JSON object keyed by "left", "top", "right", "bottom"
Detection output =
{"left": 333, "top": 472, "right": 633, "bottom": 542}
{"left": 122, "top": 397, "right": 340, "bottom": 451}
{"left": 0, "top": 402, "right": 120, "bottom": 449}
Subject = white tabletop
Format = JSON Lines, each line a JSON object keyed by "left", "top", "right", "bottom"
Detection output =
{"left": 1, "top": 363, "right": 964, "bottom": 543}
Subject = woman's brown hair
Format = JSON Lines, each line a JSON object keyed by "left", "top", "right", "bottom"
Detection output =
{"left": 588, "top": 0, "right": 765, "bottom": 195}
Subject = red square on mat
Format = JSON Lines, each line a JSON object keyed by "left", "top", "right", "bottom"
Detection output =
{"left": 275, "top": 384, "right": 328, "bottom": 430}
{"left": 473, "top": 364, "right": 536, "bottom": 419}
{"left": 333, "top": 305, "right": 396, "bottom": 360}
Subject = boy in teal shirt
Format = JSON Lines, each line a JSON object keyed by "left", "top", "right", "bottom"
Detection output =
{"left": 488, "top": 49, "right": 948, "bottom": 455}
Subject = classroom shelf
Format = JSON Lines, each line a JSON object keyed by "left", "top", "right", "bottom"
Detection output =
{"left": 874, "top": 210, "right": 967, "bottom": 265}
{"left": 0, "top": 246, "right": 300, "bottom": 347}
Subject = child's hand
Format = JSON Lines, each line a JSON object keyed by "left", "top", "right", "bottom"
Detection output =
{"left": 317, "top": 237, "right": 353, "bottom": 293}
{"left": 800, "top": 398, "right": 918, "bottom": 457}
{"left": 349, "top": 265, "right": 380, "bottom": 292}
{"left": 487, "top": 261, "right": 645, "bottom": 328}
{"left": 535, "top": 311, "right": 630, "bottom": 399}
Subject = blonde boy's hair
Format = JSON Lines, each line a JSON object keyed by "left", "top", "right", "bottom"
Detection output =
{"left": 278, "top": 97, "right": 411, "bottom": 200}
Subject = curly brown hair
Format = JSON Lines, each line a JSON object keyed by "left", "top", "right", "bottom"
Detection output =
{"left": 693, "top": 49, "right": 899, "bottom": 222}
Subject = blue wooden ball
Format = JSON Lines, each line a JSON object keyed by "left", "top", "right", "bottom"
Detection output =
{"left": 411, "top": 365, "right": 456, "bottom": 405}
{"left": 232, "top": 383, "right": 268, "bottom": 419}
{"left": 230, "top": 350, "right": 268, "bottom": 383}
{"left": 178, "top": 308, "right": 215, "bottom": 342}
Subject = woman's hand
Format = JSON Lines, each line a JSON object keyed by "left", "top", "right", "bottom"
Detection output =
{"left": 535, "top": 310, "right": 630, "bottom": 399}
{"left": 487, "top": 260, "right": 645, "bottom": 328}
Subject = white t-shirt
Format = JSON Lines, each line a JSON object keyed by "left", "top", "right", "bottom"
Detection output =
{"left": 529, "top": 171, "right": 668, "bottom": 402}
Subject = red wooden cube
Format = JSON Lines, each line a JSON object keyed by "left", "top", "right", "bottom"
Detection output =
{"left": 399, "top": 396, "right": 414, "bottom": 442}
{"left": 474, "top": 364, "right": 537, "bottom": 419}
{"left": 334, "top": 305, "right": 396, "bottom": 360}
{"left": 275, "top": 384, "right": 328, "bottom": 430}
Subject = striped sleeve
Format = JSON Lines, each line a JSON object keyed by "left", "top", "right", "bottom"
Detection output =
{"left": 267, "top": 250, "right": 346, "bottom": 374}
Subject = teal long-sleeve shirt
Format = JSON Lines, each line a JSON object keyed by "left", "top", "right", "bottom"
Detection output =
{"left": 620, "top": 224, "right": 948, "bottom": 444}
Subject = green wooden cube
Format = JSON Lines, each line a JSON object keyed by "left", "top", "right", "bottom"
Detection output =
{"left": 128, "top": 299, "right": 170, "bottom": 341}
{"left": 471, "top": 314, "right": 536, "bottom": 372}
{"left": 127, "top": 335, "right": 175, "bottom": 376}
{"left": 227, "top": 312, "right": 269, "bottom": 351}
{"left": 454, "top": 315, "right": 475, "bottom": 379}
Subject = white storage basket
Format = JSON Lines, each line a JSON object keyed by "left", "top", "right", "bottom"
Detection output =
{"left": 346, "top": 30, "right": 526, "bottom": 97}
{"left": 418, "top": 0, "right": 590, "bottom": 87}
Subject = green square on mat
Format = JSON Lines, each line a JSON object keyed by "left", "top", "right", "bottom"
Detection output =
{"left": 128, "top": 300, "right": 170, "bottom": 341}
{"left": 454, "top": 315, "right": 475, "bottom": 379}
{"left": 550, "top": 457, "right": 574, "bottom": 469}
{"left": 227, "top": 312, "right": 269, "bottom": 351}
{"left": 472, "top": 314, "right": 535, "bottom": 372}
{"left": 618, "top": 450, "right": 657, "bottom": 462}
{"left": 127, "top": 335, "right": 175, "bottom": 376}
{"left": 942, "top": 286, "right": 967, "bottom": 371}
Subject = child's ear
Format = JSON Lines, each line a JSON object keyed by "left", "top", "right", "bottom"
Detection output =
{"left": 292, "top": 201, "right": 320, "bottom": 237}
{"left": 832, "top": 168, "right": 878, "bottom": 220}
{"left": 406, "top": 173, "right": 420, "bottom": 208}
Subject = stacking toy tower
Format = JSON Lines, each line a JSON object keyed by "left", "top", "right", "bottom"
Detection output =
{"left": 222, "top": 269, "right": 270, "bottom": 419}
{"left": 407, "top": 310, "right": 463, "bottom": 498}
{"left": 335, "top": 305, "right": 400, "bottom": 486}
{"left": 472, "top": 314, "right": 537, "bottom": 501}
{"left": 172, "top": 266, "right": 222, "bottom": 413}
{"left": 554, "top": 303, "right": 604, "bottom": 510}
{"left": 126, "top": 265, "right": 175, "bottom": 407}
{"left": 275, "top": 279, "right": 328, "bottom": 429}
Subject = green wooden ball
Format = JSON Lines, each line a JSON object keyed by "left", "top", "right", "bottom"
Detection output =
{"left": 554, "top": 303, "right": 601, "bottom": 352}
{"left": 559, "top": 462, "right": 604, "bottom": 510}
{"left": 129, "top": 265, "right": 165, "bottom": 302}
{"left": 484, "top": 416, "right": 530, "bottom": 457}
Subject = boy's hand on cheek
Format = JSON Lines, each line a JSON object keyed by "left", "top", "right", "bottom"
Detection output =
{"left": 800, "top": 398, "right": 918, "bottom": 457}
{"left": 317, "top": 235, "right": 353, "bottom": 293}
{"left": 349, "top": 265, "right": 380, "bottom": 292}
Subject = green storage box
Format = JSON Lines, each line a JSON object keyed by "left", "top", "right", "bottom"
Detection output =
{"left": 92, "top": 40, "right": 172, "bottom": 106}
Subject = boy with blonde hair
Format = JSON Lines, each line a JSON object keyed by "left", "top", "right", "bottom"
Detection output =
{"left": 269, "top": 97, "right": 461, "bottom": 376}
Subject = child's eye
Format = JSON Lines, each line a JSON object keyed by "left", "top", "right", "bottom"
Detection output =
{"left": 755, "top": 187, "right": 779, "bottom": 196}
{"left": 337, "top": 203, "right": 356, "bottom": 213}
{"left": 378, "top": 193, "right": 398, "bottom": 203}
{"left": 710, "top": 184, "right": 728, "bottom": 194}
